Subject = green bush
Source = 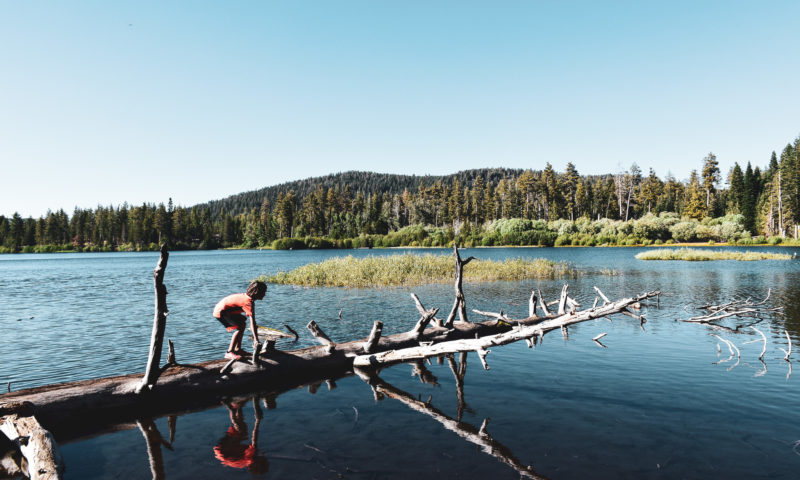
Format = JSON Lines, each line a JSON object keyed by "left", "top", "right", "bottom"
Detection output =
{"left": 670, "top": 221, "right": 697, "bottom": 242}
{"left": 272, "top": 238, "right": 307, "bottom": 250}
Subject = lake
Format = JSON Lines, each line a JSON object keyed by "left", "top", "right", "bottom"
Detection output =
{"left": 1, "top": 247, "right": 799, "bottom": 479}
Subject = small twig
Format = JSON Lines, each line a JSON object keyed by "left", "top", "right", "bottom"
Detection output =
{"left": 283, "top": 324, "right": 299, "bottom": 341}
{"left": 220, "top": 357, "right": 236, "bottom": 374}
{"left": 6, "top": 382, "right": 10, "bottom": 393}
{"left": 593, "top": 333, "right": 608, "bottom": 341}
{"left": 304, "top": 443, "right": 324, "bottom": 454}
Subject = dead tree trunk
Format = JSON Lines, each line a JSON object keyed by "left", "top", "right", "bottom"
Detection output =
{"left": 0, "top": 402, "right": 64, "bottom": 480}
{"left": 444, "top": 244, "right": 475, "bottom": 328}
{"left": 354, "top": 288, "right": 660, "bottom": 367}
{"left": 138, "top": 245, "right": 170, "bottom": 393}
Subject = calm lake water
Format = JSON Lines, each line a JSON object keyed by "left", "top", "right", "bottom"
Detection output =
{"left": 1, "top": 247, "right": 800, "bottom": 479}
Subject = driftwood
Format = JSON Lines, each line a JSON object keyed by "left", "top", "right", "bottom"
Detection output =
{"left": 444, "top": 244, "right": 475, "bottom": 327}
{"left": 682, "top": 290, "right": 792, "bottom": 376}
{"left": 363, "top": 321, "right": 383, "bottom": 353}
{"left": 683, "top": 289, "right": 782, "bottom": 326}
{"left": 137, "top": 245, "right": 170, "bottom": 394}
{"left": 0, "top": 402, "right": 64, "bottom": 479}
{"left": 354, "top": 287, "right": 660, "bottom": 368}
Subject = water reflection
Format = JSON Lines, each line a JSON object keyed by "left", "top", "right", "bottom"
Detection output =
{"left": 357, "top": 353, "right": 546, "bottom": 480}
{"left": 212, "top": 399, "right": 269, "bottom": 473}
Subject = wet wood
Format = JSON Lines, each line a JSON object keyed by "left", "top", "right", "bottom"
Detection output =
{"left": 363, "top": 321, "right": 383, "bottom": 353}
{"left": 166, "top": 340, "right": 176, "bottom": 366}
{"left": 0, "top": 405, "right": 64, "bottom": 479}
{"left": 307, "top": 321, "right": 335, "bottom": 354}
{"left": 137, "top": 245, "right": 169, "bottom": 394}
{"left": 353, "top": 289, "right": 660, "bottom": 367}
{"left": 444, "top": 244, "right": 475, "bottom": 327}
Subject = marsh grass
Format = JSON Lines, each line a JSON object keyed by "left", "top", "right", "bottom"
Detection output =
{"left": 635, "top": 248, "right": 793, "bottom": 261}
{"left": 264, "top": 254, "right": 575, "bottom": 287}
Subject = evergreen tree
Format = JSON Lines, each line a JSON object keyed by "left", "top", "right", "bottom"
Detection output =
{"left": 701, "top": 152, "right": 720, "bottom": 211}
{"left": 684, "top": 170, "right": 706, "bottom": 220}
{"left": 727, "top": 163, "right": 745, "bottom": 214}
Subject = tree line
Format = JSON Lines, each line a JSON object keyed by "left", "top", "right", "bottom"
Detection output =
{"left": 1, "top": 136, "right": 798, "bottom": 253}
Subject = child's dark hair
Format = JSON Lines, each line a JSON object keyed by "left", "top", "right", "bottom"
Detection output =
{"left": 246, "top": 280, "right": 267, "bottom": 298}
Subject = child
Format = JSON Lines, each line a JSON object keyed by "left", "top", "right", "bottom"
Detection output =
{"left": 213, "top": 280, "right": 266, "bottom": 360}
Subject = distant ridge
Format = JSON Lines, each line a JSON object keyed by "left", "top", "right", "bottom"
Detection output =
{"left": 196, "top": 168, "right": 525, "bottom": 218}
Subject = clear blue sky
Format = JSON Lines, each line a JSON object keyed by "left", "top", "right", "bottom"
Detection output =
{"left": 2, "top": 1, "right": 799, "bottom": 218}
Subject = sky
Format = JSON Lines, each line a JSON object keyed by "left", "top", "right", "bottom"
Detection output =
{"left": 2, "top": 1, "right": 799, "bottom": 218}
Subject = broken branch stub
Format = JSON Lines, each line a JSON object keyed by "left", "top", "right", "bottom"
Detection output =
{"left": 444, "top": 245, "right": 474, "bottom": 328}
{"left": 364, "top": 321, "right": 383, "bottom": 353}
{"left": 307, "top": 321, "right": 336, "bottom": 354}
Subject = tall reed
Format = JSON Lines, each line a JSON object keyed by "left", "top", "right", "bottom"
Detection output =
{"left": 265, "top": 254, "right": 574, "bottom": 287}
{"left": 635, "top": 248, "right": 792, "bottom": 261}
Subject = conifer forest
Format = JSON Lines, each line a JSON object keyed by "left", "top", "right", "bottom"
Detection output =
{"left": 2, "top": 137, "right": 799, "bottom": 253}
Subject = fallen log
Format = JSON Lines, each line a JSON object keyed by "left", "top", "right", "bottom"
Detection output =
{"left": 353, "top": 289, "right": 660, "bottom": 368}
{"left": 0, "top": 402, "right": 64, "bottom": 479}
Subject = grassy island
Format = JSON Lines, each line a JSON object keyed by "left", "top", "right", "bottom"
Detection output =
{"left": 265, "top": 254, "right": 574, "bottom": 287}
{"left": 635, "top": 248, "right": 793, "bottom": 261}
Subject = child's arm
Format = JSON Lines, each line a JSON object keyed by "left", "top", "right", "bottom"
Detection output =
{"left": 248, "top": 313, "right": 259, "bottom": 348}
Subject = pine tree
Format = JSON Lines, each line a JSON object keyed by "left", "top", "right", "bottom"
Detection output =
{"left": 684, "top": 170, "right": 706, "bottom": 220}
{"left": 727, "top": 163, "right": 745, "bottom": 214}
{"left": 563, "top": 163, "right": 579, "bottom": 221}
{"left": 701, "top": 152, "right": 720, "bottom": 212}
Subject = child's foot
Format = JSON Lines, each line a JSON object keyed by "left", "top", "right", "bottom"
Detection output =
{"left": 225, "top": 351, "right": 242, "bottom": 360}
{"left": 234, "top": 348, "right": 250, "bottom": 356}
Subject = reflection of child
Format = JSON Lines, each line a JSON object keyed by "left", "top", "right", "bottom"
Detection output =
{"left": 213, "top": 281, "right": 266, "bottom": 360}
{"left": 213, "top": 401, "right": 269, "bottom": 473}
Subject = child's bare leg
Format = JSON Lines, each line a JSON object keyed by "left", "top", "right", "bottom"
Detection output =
{"left": 228, "top": 329, "right": 244, "bottom": 352}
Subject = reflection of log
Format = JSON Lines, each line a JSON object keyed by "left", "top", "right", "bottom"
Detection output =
{"left": 0, "top": 402, "right": 64, "bottom": 480}
{"left": 355, "top": 371, "right": 546, "bottom": 480}
{"left": 354, "top": 290, "right": 660, "bottom": 367}
{"left": 447, "top": 353, "right": 470, "bottom": 421}
{"left": 138, "top": 245, "right": 170, "bottom": 393}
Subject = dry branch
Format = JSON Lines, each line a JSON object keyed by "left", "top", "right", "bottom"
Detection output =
{"left": 354, "top": 289, "right": 660, "bottom": 367}
{"left": 307, "top": 321, "right": 335, "bottom": 354}
{"left": 528, "top": 290, "right": 538, "bottom": 318}
{"left": 444, "top": 245, "right": 475, "bottom": 327}
{"left": 0, "top": 405, "right": 64, "bottom": 480}
{"left": 363, "top": 321, "right": 383, "bottom": 353}
{"left": 137, "top": 245, "right": 170, "bottom": 393}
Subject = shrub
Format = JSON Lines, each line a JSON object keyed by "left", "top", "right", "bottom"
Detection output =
{"left": 670, "top": 221, "right": 697, "bottom": 242}
{"left": 272, "top": 238, "right": 307, "bottom": 250}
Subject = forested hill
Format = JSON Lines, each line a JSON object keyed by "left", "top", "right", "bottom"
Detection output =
{"left": 197, "top": 168, "right": 525, "bottom": 218}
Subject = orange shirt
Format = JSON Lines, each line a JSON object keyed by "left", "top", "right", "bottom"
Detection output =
{"left": 213, "top": 293, "right": 254, "bottom": 319}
